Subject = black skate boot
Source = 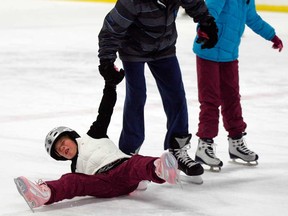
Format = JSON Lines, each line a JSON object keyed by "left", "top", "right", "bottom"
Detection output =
{"left": 169, "top": 134, "right": 204, "bottom": 176}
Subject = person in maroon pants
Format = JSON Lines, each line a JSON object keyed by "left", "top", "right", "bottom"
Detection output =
{"left": 192, "top": 0, "right": 283, "bottom": 171}
{"left": 14, "top": 68, "right": 178, "bottom": 212}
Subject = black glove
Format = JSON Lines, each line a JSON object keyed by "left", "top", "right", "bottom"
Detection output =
{"left": 98, "top": 61, "right": 125, "bottom": 86}
{"left": 196, "top": 15, "right": 218, "bottom": 49}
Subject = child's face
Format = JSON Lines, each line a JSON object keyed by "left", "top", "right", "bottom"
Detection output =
{"left": 54, "top": 136, "right": 78, "bottom": 160}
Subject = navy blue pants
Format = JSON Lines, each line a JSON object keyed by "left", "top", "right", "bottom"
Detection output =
{"left": 119, "top": 56, "right": 189, "bottom": 154}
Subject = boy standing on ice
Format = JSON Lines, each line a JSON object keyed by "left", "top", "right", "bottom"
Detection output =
{"left": 98, "top": 0, "right": 219, "bottom": 178}
{"left": 14, "top": 68, "right": 179, "bottom": 211}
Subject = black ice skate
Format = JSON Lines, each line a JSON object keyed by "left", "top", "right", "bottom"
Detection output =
{"left": 169, "top": 134, "right": 204, "bottom": 184}
{"left": 195, "top": 138, "right": 223, "bottom": 172}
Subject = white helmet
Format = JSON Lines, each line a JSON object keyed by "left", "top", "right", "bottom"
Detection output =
{"left": 45, "top": 126, "right": 80, "bottom": 161}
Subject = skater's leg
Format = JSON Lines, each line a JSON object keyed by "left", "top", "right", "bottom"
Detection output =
{"left": 109, "top": 155, "right": 164, "bottom": 187}
{"left": 119, "top": 61, "right": 146, "bottom": 154}
{"left": 220, "top": 60, "right": 246, "bottom": 137}
{"left": 109, "top": 154, "right": 179, "bottom": 188}
{"left": 196, "top": 56, "right": 221, "bottom": 139}
{"left": 46, "top": 155, "right": 177, "bottom": 204}
{"left": 45, "top": 172, "right": 133, "bottom": 205}
{"left": 194, "top": 57, "right": 223, "bottom": 170}
{"left": 220, "top": 61, "right": 258, "bottom": 163}
{"left": 148, "top": 56, "right": 189, "bottom": 150}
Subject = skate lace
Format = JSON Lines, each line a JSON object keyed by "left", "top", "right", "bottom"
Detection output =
{"left": 174, "top": 144, "right": 195, "bottom": 168}
{"left": 35, "top": 179, "right": 49, "bottom": 192}
{"left": 206, "top": 143, "right": 218, "bottom": 158}
{"left": 235, "top": 138, "right": 254, "bottom": 155}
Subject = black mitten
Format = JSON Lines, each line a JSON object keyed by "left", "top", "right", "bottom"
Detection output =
{"left": 196, "top": 15, "right": 218, "bottom": 49}
{"left": 98, "top": 61, "right": 125, "bottom": 85}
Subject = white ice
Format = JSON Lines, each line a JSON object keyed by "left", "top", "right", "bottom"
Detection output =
{"left": 0, "top": 0, "right": 288, "bottom": 215}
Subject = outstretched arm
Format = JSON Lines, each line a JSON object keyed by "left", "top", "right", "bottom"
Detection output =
{"left": 87, "top": 84, "right": 117, "bottom": 139}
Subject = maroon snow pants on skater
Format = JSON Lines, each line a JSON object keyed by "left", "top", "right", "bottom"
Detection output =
{"left": 196, "top": 56, "right": 247, "bottom": 139}
{"left": 45, "top": 155, "right": 164, "bottom": 205}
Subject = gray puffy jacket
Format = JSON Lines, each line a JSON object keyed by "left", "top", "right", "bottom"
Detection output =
{"left": 98, "top": 0, "right": 210, "bottom": 62}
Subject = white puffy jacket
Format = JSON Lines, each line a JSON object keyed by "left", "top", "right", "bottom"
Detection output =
{"left": 75, "top": 134, "right": 130, "bottom": 175}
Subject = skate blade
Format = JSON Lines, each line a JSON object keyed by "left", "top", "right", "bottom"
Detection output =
{"left": 229, "top": 159, "right": 258, "bottom": 166}
{"left": 14, "top": 178, "right": 35, "bottom": 213}
{"left": 180, "top": 174, "right": 203, "bottom": 185}
{"left": 195, "top": 157, "right": 223, "bottom": 172}
{"left": 209, "top": 165, "right": 221, "bottom": 172}
{"left": 162, "top": 152, "right": 179, "bottom": 185}
{"left": 199, "top": 163, "right": 222, "bottom": 172}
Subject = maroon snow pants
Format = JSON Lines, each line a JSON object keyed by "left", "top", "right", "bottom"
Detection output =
{"left": 45, "top": 155, "right": 164, "bottom": 205}
{"left": 196, "top": 56, "right": 247, "bottom": 139}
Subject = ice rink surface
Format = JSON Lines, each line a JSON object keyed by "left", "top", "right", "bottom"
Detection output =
{"left": 1, "top": 0, "right": 288, "bottom": 215}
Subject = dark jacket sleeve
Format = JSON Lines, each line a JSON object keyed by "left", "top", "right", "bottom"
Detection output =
{"left": 98, "top": 0, "right": 136, "bottom": 62}
{"left": 87, "top": 84, "right": 117, "bottom": 139}
{"left": 180, "top": 0, "right": 210, "bottom": 23}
